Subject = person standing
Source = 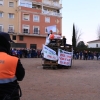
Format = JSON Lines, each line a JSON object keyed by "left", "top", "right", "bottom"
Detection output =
{"left": 79, "top": 51, "right": 83, "bottom": 60}
{"left": 62, "top": 36, "right": 66, "bottom": 47}
{"left": 84, "top": 50, "right": 88, "bottom": 60}
{"left": 96, "top": 51, "right": 99, "bottom": 60}
{"left": 0, "top": 32, "right": 25, "bottom": 100}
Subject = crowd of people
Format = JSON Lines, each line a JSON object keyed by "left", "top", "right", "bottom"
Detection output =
{"left": 10, "top": 48, "right": 100, "bottom": 60}
{"left": 10, "top": 48, "right": 42, "bottom": 58}
{"left": 73, "top": 50, "right": 100, "bottom": 60}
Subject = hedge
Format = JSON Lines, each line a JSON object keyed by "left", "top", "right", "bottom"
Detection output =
{"left": 74, "top": 47, "right": 100, "bottom": 52}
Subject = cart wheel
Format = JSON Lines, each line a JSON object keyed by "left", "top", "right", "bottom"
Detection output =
{"left": 52, "top": 66, "right": 57, "bottom": 70}
{"left": 68, "top": 66, "right": 71, "bottom": 69}
{"left": 43, "top": 66, "right": 46, "bottom": 69}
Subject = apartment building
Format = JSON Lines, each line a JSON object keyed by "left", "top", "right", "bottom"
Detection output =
{"left": 0, "top": 0, "right": 62, "bottom": 49}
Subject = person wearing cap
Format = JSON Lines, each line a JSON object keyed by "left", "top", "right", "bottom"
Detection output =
{"left": 0, "top": 32, "right": 25, "bottom": 100}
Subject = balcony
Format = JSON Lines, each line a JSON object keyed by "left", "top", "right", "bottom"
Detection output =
{"left": 22, "top": 29, "right": 40, "bottom": 35}
{"left": 42, "top": 10, "right": 61, "bottom": 17}
{"left": 20, "top": 29, "right": 46, "bottom": 37}
{"left": 8, "top": 29, "right": 14, "bottom": 33}
{"left": 42, "top": 0, "right": 62, "bottom": 9}
{"left": 33, "top": 30, "right": 40, "bottom": 34}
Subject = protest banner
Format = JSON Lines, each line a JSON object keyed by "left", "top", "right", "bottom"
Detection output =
{"left": 42, "top": 45, "right": 58, "bottom": 61}
{"left": 18, "top": 0, "right": 32, "bottom": 8}
{"left": 58, "top": 49, "right": 72, "bottom": 66}
{"left": 46, "top": 25, "right": 56, "bottom": 33}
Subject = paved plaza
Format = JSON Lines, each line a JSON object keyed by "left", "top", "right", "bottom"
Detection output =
{"left": 19, "top": 58, "right": 100, "bottom": 100}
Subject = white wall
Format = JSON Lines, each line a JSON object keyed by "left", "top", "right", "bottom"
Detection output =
{"left": 88, "top": 42, "right": 100, "bottom": 48}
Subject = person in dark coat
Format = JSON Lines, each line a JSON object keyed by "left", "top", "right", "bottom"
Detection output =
{"left": 62, "top": 36, "right": 66, "bottom": 47}
{"left": 96, "top": 52, "right": 99, "bottom": 60}
{"left": 0, "top": 32, "right": 25, "bottom": 100}
{"left": 83, "top": 50, "right": 88, "bottom": 60}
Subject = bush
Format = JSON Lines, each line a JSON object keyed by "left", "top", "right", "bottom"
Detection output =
{"left": 74, "top": 47, "right": 100, "bottom": 52}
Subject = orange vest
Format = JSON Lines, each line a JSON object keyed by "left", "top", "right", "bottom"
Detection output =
{"left": 49, "top": 34, "right": 54, "bottom": 40}
{"left": 0, "top": 52, "right": 18, "bottom": 83}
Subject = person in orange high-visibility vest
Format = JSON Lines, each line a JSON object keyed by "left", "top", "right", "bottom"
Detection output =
{"left": 0, "top": 32, "right": 25, "bottom": 100}
{"left": 49, "top": 30, "right": 54, "bottom": 40}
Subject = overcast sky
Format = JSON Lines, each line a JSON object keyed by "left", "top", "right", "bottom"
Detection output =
{"left": 62, "top": 0, "right": 100, "bottom": 44}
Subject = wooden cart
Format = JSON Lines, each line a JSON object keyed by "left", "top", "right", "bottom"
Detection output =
{"left": 42, "top": 39, "right": 72, "bottom": 69}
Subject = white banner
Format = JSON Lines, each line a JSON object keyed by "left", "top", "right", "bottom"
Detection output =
{"left": 58, "top": 49, "right": 72, "bottom": 66}
{"left": 47, "top": 25, "right": 56, "bottom": 33}
{"left": 42, "top": 45, "right": 58, "bottom": 61}
{"left": 18, "top": 0, "right": 32, "bottom": 8}
{"left": 54, "top": 34, "right": 62, "bottom": 39}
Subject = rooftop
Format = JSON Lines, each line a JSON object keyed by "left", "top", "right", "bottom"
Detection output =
{"left": 87, "top": 39, "right": 100, "bottom": 43}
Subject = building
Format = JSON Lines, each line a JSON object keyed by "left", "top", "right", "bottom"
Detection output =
{"left": 87, "top": 39, "right": 100, "bottom": 48}
{"left": 0, "top": 0, "right": 62, "bottom": 49}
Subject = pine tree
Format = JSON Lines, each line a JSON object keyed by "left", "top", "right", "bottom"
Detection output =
{"left": 72, "top": 24, "right": 76, "bottom": 49}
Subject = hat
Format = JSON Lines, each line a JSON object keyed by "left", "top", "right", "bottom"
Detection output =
{"left": 50, "top": 30, "right": 52, "bottom": 32}
{"left": 0, "top": 32, "right": 14, "bottom": 43}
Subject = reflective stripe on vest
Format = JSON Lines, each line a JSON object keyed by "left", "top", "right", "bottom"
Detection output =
{"left": 0, "top": 76, "right": 17, "bottom": 83}
{"left": 0, "top": 52, "right": 18, "bottom": 83}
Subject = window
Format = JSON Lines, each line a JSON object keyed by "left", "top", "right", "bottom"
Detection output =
{"left": 53, "top": 10, "right": 57, "bottom": 13}
{"left": 96, "top": 44, "right": 98, "bottom": 48}
{"left": 12, "top": 35, "right": 16, "bottom": 40}
{"left": 0, "top": 12, "right": 3, "bottom": 17}
{"left": 33, "top": 26, "right": 39, "bottom": 34}
{"left": 9, "top": 2, "right": 14, "bottom": 7}
{"left": 30, "top": 44, "right": 37, "bottom": 49}
{"left": 23, "top": 14, "right": 30, "bottom": 21}
{"left": 0, "top": 0, "right": 3, "bottom": 5}
{"left": 45, "top": 17, "right": 50, "bottom": 23}
{"left": 8, "top": 25, "right": 14, "bottom": 33}
{"left": 23, "top": 25, "right": 29, "bottom": 33}
{"left": 0, "top": 24, "right": 3, "bottom": 32}
{"left": 19, "top": 36, "right": 23, "bottom": 41}
{"left": 33, "top": 15, "right": 39, "bottom": 22}
{"left": 8, "top": 13, "right": 14, "bottom": 18}
{"left": 32, "top": 4, "right": 37, "bottom": 8}
{"left": 11, "top": 43, "right": 26, "bottom": 48}
{"left": 45, "top": 27, "right": 48, "bottom": 33}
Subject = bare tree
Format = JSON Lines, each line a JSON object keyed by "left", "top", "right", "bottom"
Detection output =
{"left": 74, "top": 24, "right": 83, "bottom": 46}
{"left": 97, "top": 25, "right": 100, "bottom": 39}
